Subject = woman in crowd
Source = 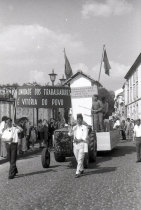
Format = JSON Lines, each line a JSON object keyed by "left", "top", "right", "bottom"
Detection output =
{"left": 29, "top": 126, "right": 37, "bottom": 150}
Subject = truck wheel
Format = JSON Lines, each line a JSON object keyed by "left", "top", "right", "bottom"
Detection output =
{"left": 54, "top": 152, "right": 66, "bottom": 162}
{"left": 41, "top": 148, "right": 50, "bottom": 168}
{"left": 88, "top": 131, "right": 97, "bottom": 162}
{"left": 84, "top": 153, "right": 89, "bottom": 168}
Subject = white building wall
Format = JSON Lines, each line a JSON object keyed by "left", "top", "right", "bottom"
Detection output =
{"left": 125, "top": 63, "right": 141, "bottom": 120}
{"left": 138, "top": 65, "right": 141, "bottom": 98}
{"left": 70, "top": 75, "right": 98, "bottom": 126}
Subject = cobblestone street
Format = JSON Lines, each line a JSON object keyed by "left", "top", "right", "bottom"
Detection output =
{"left": 0, "top": 140, "right": 141, "bottom": 210}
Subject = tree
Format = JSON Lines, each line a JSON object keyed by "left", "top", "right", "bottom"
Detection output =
{"left": 98, "top": 87, "right": 115, "bottom": 116}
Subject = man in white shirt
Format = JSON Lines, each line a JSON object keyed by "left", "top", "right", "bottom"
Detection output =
{"left": 134, "top": 119, "right": 141, "bottom": 162}
{"left": 2, "top": 118, "right": 23, "bottom": 179}
{"left": 69, "top": 114, "right": 88, "bottom": 178}
{"left": 0, "top": 116, "right": 8, "bottom": 157}
{"left": 113, "top": 117, "right": 120, "bottom": 129}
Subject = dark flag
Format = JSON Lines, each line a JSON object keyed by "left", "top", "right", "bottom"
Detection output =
{"left": 103, "top": 49, "right": 111, "bottom": 76}
{"left": 64, "top": 49, "right": 73, "bottom": 79}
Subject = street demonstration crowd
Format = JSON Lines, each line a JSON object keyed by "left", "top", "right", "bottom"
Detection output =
{"left": 0, "top": 109, "right": 141, "bottom": 179}
{"left": 0, "top": 112, "right": 65, "bottom": 158}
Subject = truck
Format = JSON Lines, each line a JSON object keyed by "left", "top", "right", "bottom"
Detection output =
{"left": 41, "top": 71, "right": 120, "bottom": 168}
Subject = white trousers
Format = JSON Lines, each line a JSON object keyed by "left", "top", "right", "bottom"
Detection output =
{"left": 73, "top": 143, "right": 85, "bottom": 174}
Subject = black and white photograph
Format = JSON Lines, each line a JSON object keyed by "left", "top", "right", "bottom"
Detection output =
{"left": 0, "top": 0, "right": 141, "bottom": 209}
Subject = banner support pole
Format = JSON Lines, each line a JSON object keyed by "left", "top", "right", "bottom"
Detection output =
{"left": 98, "top": 45, "right": 105, "bottom": 83}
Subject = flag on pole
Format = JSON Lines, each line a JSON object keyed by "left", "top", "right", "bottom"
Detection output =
{"left": 103, "top": 49, "right": 111, "bottom": 76}
{"left": 64, "top": 49, "right": 73, "bottom": 79}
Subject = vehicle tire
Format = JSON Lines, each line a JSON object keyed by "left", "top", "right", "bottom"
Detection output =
{"left": 83, "top": 153, "right": 89, "bottom": 168}
{"left": 88, "top": 130, "right": 97, "bottom": 162}
{"left": 54, "top": 152, "right": 66, "bottom": 162}
{"left": 41, "top": 148, "right": 50, "bottom": 168}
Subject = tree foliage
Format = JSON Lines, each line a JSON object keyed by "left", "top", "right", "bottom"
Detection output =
{"left": 98, "top": 87, "right": 115, "bottom": 116}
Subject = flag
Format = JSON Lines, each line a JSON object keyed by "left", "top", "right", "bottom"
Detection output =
{"left": 64, "top": 49, "right": 73, "bottom": 79}
{"left": 103, "top": 49, "right": 111, "bottom": 76}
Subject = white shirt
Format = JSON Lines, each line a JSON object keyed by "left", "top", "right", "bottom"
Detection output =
{"left": 134, "top": 124, "right": 141, "bottom": 137}
{"left": 73, "top": 124, "right": 88, "bottom": 141}
{"left": 0, "top": 121, "right": 5, "bottom": 135}
{"left": 2, "top": 126, "right": 21, "bottom": 143}
{"left": 73, "top": 124, "right": 88, "bottom": 152}
{"left": 113, "top": 120, "right": 120, "bottom": 129}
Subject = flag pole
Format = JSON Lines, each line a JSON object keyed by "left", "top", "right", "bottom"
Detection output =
{"left": 98, "top": 45, "right": 105, "bottom": 82}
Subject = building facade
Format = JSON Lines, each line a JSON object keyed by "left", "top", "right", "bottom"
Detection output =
{"left": 124, "top": 53, "right": 141, "bottom": 120}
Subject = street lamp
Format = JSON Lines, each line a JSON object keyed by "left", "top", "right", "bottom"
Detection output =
{"left": 48, "top": 69, "right": 57, "bottom": 86}
{"left": 59, "top": 74, "right": 66, "bottom": 86}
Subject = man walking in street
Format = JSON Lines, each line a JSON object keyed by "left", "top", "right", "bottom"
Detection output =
{"left": 91, "top": 94, "right": 103, "bottom": 132}
{"left": 68, "top": 114, "right": 88, "bottom": 178}
{"left": 133, "top": 119, "right": 141, "bottom": 162}
{"left": 2, "top": 118, "right": 23, "bottom": 179}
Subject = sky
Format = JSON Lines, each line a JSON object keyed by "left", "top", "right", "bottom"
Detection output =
{"left": 0, "top": 0, "right": 140, "bottom": 91}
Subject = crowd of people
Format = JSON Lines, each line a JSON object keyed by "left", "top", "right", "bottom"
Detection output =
{"left": 112, "top": 117, "right": 135, "bottom": 141}
{"left": 0, "top": 112, "right": 66, "bottom": 159}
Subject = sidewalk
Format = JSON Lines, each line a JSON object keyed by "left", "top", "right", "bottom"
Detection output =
{"left": 0, "top": 144, "right": 42, "bottom": 165}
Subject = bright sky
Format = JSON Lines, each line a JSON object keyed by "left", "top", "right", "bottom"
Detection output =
{"left": 0, "top": 0, "right": 140, "bottom": 90}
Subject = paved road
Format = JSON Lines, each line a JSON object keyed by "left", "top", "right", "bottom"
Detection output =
{"left": 0, "top": 141, "right": 141, "bottom": 210}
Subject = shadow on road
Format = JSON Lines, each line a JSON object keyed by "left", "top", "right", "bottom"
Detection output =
{"left": 110, "top": 145, "right": 136, "bottom": 157}
{"left": 15, "top": 169, "right": 56, "bottom": 178}
{"left": 81, "top": 166, "right": 117, "bottom": 177}
{"left": 0, "top": 148, "right": 42, "bottom": 165}
{"left": 66, "top": 142, "right": 136, "bottom": 170}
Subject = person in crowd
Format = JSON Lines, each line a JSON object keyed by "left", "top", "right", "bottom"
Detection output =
{"left": 25, "top": 119, "right": 31, "bottom": 150}
{"left": 133, "top": 119, "right": 141, "bottom": 162}
{"left": 0, "top": 116, "right": 8, "bottom": 157}
{"left": 113, "top": 117, "right": 120, "bottom": 129}
{"left": 2, "top": 118, "right": 23, "bottom": 179}
{"left": 29, "top": 126, "right": 37, "bottom": 150}
{"left": 120, "top": 120, "right": 126, "bottom": 140}
{"left": 42, "top": 119, "right": 49, "bottom": 147}
{"left": 125, "top": 118, "right": 131, "bottom": 140}
{"left": 68, "top": 113, "right": 88, "bottom": 178}
{"left": 130, "top": 119, "right": 135, "bottom": 141}
{"left": 37, "top": 119, "right": 44, "bottom": 148}
{"left": 101, "top": 97, "right": 109, "bottom": 119}
{"left": 58, "top": 112, "right": 66, "bottom": 128}
{"left": 48, "top": 118, "right": 55, "bottom": 147}
{"left": 17, "top": 120, "right": 25, "bottom": 155}
{"left": 91, "top": 94, "right": 103, "bottom": 132}
{"left": 21, "top": 120, "right": 28, "bottom": 153}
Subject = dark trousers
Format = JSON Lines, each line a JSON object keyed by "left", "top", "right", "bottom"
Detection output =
{"left": 26, "top": 135, "right": 30, "bottom": 150}
{"left": 121, "top": 130, "right": 126, "bottom": 140}
{"left": 136, "top": 137, "right": 141, "bottom": 161}
{"left": 6, "top": 143, "right": 18, "bottom": 177}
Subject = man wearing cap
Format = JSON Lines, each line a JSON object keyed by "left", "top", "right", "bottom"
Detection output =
{"left": 91, "top": 94, "right": 104, "bottom": 132}
{"left": 134, "top": 119, "right": 141, "bottom": 162}
{"left": 68, "top": 113, "right": 88, "bottom": 178}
